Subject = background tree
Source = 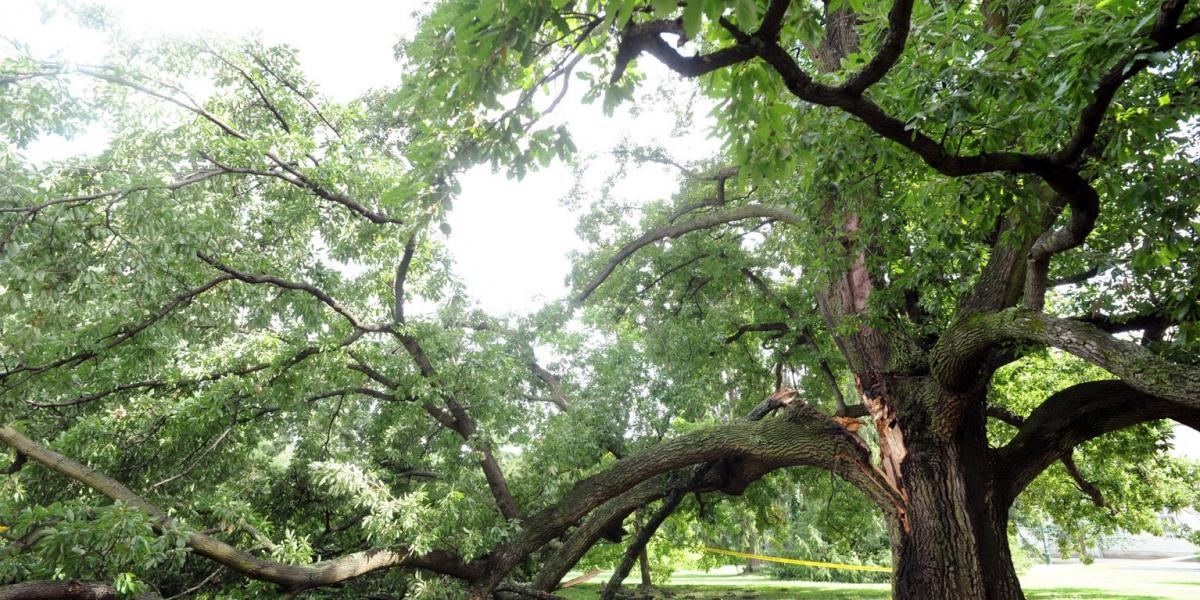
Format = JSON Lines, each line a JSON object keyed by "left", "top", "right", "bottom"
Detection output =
{"left": 2, "top": 1, "right": 1200, "bottom": 600}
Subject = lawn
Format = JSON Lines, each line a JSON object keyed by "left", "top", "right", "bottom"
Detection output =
{"left": 557, "top": 559, "right": 1200, "bottom": 599}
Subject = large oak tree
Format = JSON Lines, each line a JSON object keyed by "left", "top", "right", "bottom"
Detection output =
{"left": 2, "top": 1, "right": 1200, "bottom": 599}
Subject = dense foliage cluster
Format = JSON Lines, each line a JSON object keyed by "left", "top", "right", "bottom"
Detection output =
{"left": 2, "top": 1, "right": 1199, "bottom": 599}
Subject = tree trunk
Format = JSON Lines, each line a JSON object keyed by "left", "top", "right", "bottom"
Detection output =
{"left": 887, "top": 388, "right": 1024, "bottom": 600}
{"left": 638, "top": 548, "right": 652, "bottom": 587}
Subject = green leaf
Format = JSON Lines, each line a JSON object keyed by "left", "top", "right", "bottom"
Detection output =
{"left": 682, "top": 0, "right": 705, "bottom": 37}
{"left": 651, "top": 0, "right": 676, "bottom": 18}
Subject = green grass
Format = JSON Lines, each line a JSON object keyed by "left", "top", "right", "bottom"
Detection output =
{"left": 558, "top": 560, "right": 1200, "bottom": 599}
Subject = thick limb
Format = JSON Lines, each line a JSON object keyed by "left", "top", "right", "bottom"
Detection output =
{"left": 934, "top": 309, "right": 1200, "bottom": 409}
{"left": 0, "top": 581, "right": 160, "bottom": 600}
{"left": 476, "top": 401, "right": 899, "bottom": 593}
{"left": 993, "top": 380, "right": 1200, "bottom": 503}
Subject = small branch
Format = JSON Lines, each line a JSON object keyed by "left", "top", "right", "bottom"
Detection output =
{"left": 528, "top": 362, "right": 568, "bottom": 410}
{"left": 197, "top": 42, "right": 292, "bottom": 133}
{"left": 611, "top": 20, "right": 757, "bottom": 84}
{"left": 1079, "top": 311, "right": 1171, "bottom": 335}
{"left": 354, "top": 387, "right": 397, "bottom": 402}
{"left": 840, "top": 0, "right": 915, "bottom": 95}
{"left": 1022, "top": 177, "right": 1099, "bottom": 311}
{"left": 744, "top": 389, "right": 799, "bottom": 421}
{"left": 197, "top": 252, "right": 389, "bottom": 333}
{"left": 72, "top": 64, "right": 399, "bottom": 225}
{"left": 1050, "top": 265, "right": 1101, "bottom": 287}
{"left": 393, "top": 236, "right": 417, "bottom": 324}
{"left": 247, "top": 49, "right": 343, "bottom": 140}
{"left": 724, "top": 322, "right": 790, "bottom": 344}
{"left": 347, "top": 354, "right": 399, "bottom": 389}
{"left": 162, "top": 568, "right": 223, "bottom": 600}
{"left": 986, "top": 404, "right": 1025, "bottom": 427}
{"left": 393, "top": 331, "right": 522, "bottom": 521}
{"left": 666, "top": 197, "right": 723, "bottom": 223}
{"left": 1061, "top": 452, "right": 1105, "bottom": 508}
{"left": 635, "top": 150, "right": 739, "bottom": 182}
{"left": 739, "top": 269, "right": 851, "bottom": 414}
{"left": 393, "top": 469, "right": 440, "bottom": 480}
{"left": 1, "top": 451, "right": 27, "bottom": 474}
{"left": 150, "top": 426, "right": 234, "bottom": 489}
{"left": 0, "top": 276, "right": 235, "bottom": 386}
{"left": 575, "top": 204, "right": 802, "bottom": 303}
{"left": 1052, "top": 2, "right": 1199, "bottom": 166}
{"left": 0, "top": 169, "right": 225, "bottom": 215}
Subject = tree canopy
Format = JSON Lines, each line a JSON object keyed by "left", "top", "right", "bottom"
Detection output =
{"left": 2, "top": 1, "right": 1199, "bottom": 599}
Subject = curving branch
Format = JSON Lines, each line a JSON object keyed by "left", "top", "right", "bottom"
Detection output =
{"left": 933, "top": 309, "right": 1200, "bottom": 409}
{"left": 392, "top": 236, "right": 417, "bottom": 324}
{"left": 987, "top": 404, "right": 1105, "bottom": 507}
{"left": 528, "top": 361, "right": 569, "bottom": 410}
{"left": 0, "top": 425, "right": 483, "bottom": 590}
{"left": 840, "top": 0, "right": 915, "bottom": 95}
{"left": 391, "top": 329, "right": 522, "bottom": 521}
{"left": 993, "top": 380, "right": 1200, "bottom": 504}
{"left": 1052, "top": 3, "right": 1200, "bottom": 166}
{"left": 1022, "top": 181, "right": 1099, "bottom": 311}
{"left": 613, "top": 0, "right": 1199, "bottom": 232}
{"left": 531, "top": 478, "right": 664, "bottom": 591}
{"left": 472, "top": 399, "right": 899, "bottom": 592}
{"left": 530, "top": 394, "right": 869, "bottom": 591}
{"left": 197, "top": 252, "right": 391, "bottom": 333}
{"left": 593, "top": 391, "right": 792, "bottom": 600}
{"left": 60, "top": 63, "right": 402, "bottom": 225}
{"left": 0, "top": 275, "right": 235, "bottom": 388}
{"left": 610, "top": 20, "right": 757, "bottom": 84}
{"left": 575, "top": 204, "right": 802, "bottom": 303}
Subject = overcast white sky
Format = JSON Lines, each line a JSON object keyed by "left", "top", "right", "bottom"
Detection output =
{"left": 5, "top": 0, "right": 1199, "bottom": 460}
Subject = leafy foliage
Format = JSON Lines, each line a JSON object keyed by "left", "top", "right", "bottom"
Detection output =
{"left": 2, "top": 0, "right": 1199, "bottom": 598}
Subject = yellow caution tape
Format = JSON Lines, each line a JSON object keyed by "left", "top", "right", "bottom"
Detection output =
{"left": 700, "top": 546, "right": 891, "bottom": 573}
